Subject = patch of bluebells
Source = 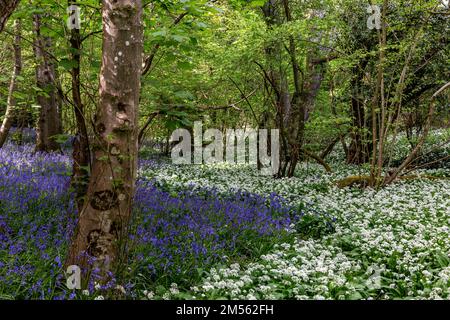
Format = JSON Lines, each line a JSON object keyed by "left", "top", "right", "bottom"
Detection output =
{"left": 128, "top": 181, "right": 300, "bottom": 288}
{"left": 0, "top": 141, "right": 303, "bottom": 298}
{"left": 0, "top": 143, "right": 76, "bottom": 299}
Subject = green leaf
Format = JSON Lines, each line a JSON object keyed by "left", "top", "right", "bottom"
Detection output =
{"left": 171, "top": 34, "right": 189, "bottom": 43}
{"left": 51, "top": 134, "right": 71, "bottom": 144}
{"left": 59, "top": 59, "right": 79, "bottom": 71}
{"left": 151, "top": 30, "right": 167, "bottom": 38}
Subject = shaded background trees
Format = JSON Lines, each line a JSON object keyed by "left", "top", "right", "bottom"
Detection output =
{"left": 0, "top": 0, "right": 448, "bottom": 177}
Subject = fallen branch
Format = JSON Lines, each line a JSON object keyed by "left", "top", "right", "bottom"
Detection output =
{"left": 337, "top": 174, "right": 449, "bottom": 188}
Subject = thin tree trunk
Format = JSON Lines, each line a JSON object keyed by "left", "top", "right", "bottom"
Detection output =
{"left": 66, "top": 0, "right": 143, "bottom": 281}
{"left": 68, "top": 0, "right": 91, "bottom": 211}
{"left": 0, "top": 0, "right": 20, "bottom": 33}
{"left": 262, "top": 0, "right": 292, "bottom": 177}
{"left": 370, "top": 0, "right": 428, "bottom": 187}
{"left": 33, "top": 13, "right": 62, "bottom": 152}
{"left": 282, "top": 0, "right": 303, "bottom": 178}
{"left": 375, "top": 0, "right": 388, "bottom": 188}
{"left": 138, "top": 111, "right": 158, "bottom": 145}
{"left": 0, "top": 19, "right": 21, "bottom": 147}
{"left": 346, "top": 58, "right": 372, "bottom": 165}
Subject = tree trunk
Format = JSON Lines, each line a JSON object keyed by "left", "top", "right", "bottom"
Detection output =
{"left": 33, "top": 14, "right": 62, "bottom": 152}
{"left": 262, "top": 0, "right": 329, "bottom": 178}
{"left": 347, "top": 75, "right": 372, "bottom": 165}
{"left": 66, "top": 0, "right": 143, "bottom": 281}
{"left": 261, "top": 0, "right": 291, "bottom": 177}
{"left": 0, "top": 0, "right": 20, "bottom": 33}
{"left": 69, "top": 0, "right": 91, "bottom": 211}
{"left": 284, "top": 44, "right": 326, "bottom": 177}
{"left": 0, "top": 19, "right": 21, "bottom": 148}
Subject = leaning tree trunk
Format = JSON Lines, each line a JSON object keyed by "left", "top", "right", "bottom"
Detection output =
{"left": 0, "top": 0, "right": 20, "bottom": 33}
{"left": 0, "top": 19, "right": 21, "bottom": 147}
{"left": 33, "top": 14, "right": 62, "bottom": 152}
{"left": 66, "top": 0, "right": 143, "bottom": 282}
{"left": 384, "top": 81, "right": 450, "bottom": 185}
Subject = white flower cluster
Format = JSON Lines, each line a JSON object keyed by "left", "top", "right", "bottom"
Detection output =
{"left": 139, "top": 130, "right": 449, "bottom": 300}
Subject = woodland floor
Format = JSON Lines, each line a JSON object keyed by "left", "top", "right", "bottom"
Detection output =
{"left": 0, "top": 130, "right": 449, "bottom": 300}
